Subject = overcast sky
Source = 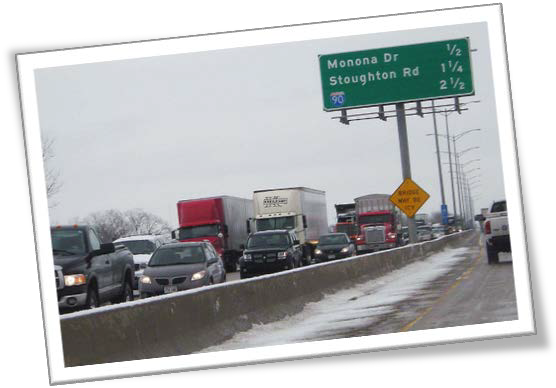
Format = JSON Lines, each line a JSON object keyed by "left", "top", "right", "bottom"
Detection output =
{"left": 35, "top": 22, "right": 505, "bottom": 227}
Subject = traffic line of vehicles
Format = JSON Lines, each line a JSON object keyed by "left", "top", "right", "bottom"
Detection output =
{"left": 51, "top": 187, "right": 454, "bottom": 313}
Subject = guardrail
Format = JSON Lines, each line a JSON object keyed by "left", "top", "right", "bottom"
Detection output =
{"left": 60, "top": 230, "right": 474, "bottom": 366}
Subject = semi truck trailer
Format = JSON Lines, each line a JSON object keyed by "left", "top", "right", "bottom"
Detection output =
{"left": 173, "top": 196, "right": 252, "bottom": 272}
{"left": 334, "top": 203, "right": 358, "bottom": 241}
{"left": 251, "top": 187, "right": 328, "bottom": 265}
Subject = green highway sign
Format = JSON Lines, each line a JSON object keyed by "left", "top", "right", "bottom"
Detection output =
{"left": 319, "top": 38, "right": 474, "bottom": 111}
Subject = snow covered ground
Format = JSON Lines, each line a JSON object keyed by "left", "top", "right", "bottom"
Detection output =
{"left": 201, "top": 246, "right": 472, "bottom": 352}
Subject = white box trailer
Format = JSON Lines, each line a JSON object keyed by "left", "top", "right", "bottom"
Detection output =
{"left": 252, "top": 187, "right": 328, "bottom": 263}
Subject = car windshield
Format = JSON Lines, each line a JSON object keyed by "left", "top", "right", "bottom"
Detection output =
{"left": 247, "top": 233, "right": 290, "bottom": 249}
{"left": 178, "top": 224, "right": 219, "bottom": 240}
{"left": 51, "top": 229, "right": 87, "bottom": 255}
{"left": 319, "top": 235, "right": 349, "bottom": 245}
{"left": 118, "top": 240, "right": 156, "bottom": 255}
{"left": 148, "top": 245, "right": 206, "bottom": 266}
{"left": 256, "top": 216, "right": 295, "bottom": 231}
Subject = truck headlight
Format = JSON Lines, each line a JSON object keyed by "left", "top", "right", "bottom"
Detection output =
{"left": 191, "top": 270, "right": 207, "bottom": 281}
{"left": 243, "top": 253, "right": 252, "bottom": 261}
{"left": 341, "top": 247, "right": 349, "bottom": 253}
{"left": 314, "top": 249, "right": 322, "bottom": 255}
{"left": 387, "top": 232, "right": 397, "bottom": 239}
{"left": 140, "top": 275, "right": 152, "bottom": 284}
{"left": 64, "top": 274, "right": 86, "bottom": 287}
{"left": 277, "top": 251, "right": 288, "bottom": 259}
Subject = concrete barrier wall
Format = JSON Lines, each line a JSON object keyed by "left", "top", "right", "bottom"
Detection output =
{"left": 61, "top": 231, "right": 474, "bottom": 366}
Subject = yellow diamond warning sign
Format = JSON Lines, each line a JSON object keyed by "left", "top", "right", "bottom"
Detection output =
{"left": 390, "top": 178, "right": 430, "bottom": 218}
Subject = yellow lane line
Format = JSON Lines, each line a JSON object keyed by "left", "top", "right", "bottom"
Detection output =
{"left": 400, "top": 244, "right": 482, "bottom": 332}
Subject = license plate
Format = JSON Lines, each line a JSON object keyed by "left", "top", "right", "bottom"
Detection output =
{"left": 328, "top": 254, "right": 335, "bottom": 259}
{"left": 164, "top": 285, "right": 178, "bottom": 294}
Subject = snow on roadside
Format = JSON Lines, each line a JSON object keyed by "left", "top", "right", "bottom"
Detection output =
{"left": 202, "top": 246, "right": 472, "bottom": 352}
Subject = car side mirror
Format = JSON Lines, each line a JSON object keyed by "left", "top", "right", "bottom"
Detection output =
{"left": 92, "top": 242, "right": 115, "bottom": 257}
{"left": 208, "top": 257, "right": 218, "bottom": 265}
{"left": 294, "top": 239, "right": 300, "bottom": 245}
{"left": 240, "top": 244, "right": 245, "bottom": 250}
{"left": 474, "top": 214, "right": 485, "bottom": 222}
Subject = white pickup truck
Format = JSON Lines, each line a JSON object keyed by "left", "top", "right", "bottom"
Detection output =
{"left": 476, "top": 200, "right": 511, "bottom": 264}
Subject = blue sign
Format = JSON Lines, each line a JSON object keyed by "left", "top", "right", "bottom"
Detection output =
{"left": 330, "top": 91, "right": 345, "bottom": 107}
{"left": 441, "top": 204, "right": 449, "bottom": 225}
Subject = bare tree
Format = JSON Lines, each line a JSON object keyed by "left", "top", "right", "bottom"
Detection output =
{"left": 124, "top": 209, "right": 172, "bottom": 235}
{"left": 81, "top": 208, "right": 171, "bottom": 242}
{"left": 42, "top": 136, "right": 62, "bottom": 206}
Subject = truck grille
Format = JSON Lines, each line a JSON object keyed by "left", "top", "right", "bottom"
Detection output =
{"left": 365, "top": 226, "right": 385, "bottom": 244}
{"left": 253, "top": 252, "right": 277, "bottom": 263}
{"left": 54, "top": 268, "right": 64, "bottom": 290}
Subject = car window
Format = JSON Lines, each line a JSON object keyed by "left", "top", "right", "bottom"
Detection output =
{"left": 89, "top": 229, "right": 101, "bottom": 250}
{"left": 491, "top": 201, "right": 506, "bottom": 213}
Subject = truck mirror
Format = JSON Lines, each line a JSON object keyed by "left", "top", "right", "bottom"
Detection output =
{"left": 171, "top": 230, "right": 177, "bottom": 240}
{"left": 302, "top": 215, "right": 308, "bottom": 229}
{"left": 222, "top": 224, "right": 229, "bottom": 236}
{"left": 246, "top": 220, "right": 251, "bottom": 234}
{"left": 474, "top": 214, "right": 485, "bottom": 222}
{"left": 240, "top": 244, "right": 245, "bottom": 250}
{"left": 97, "top": 243, "right": 115, "bottom": 255}
{"left": 294, "top": 239, "right": 300, "bottom": 245}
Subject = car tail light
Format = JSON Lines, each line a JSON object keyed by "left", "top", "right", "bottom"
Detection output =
{"left": 485, "top": 220, "right": 491, "bottom": 234}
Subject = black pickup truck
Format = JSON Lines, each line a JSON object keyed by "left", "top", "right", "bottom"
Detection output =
{"left": 51, "top": 225, "right": 135, "bottom": 311}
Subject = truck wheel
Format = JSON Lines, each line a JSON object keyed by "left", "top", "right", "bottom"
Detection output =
{"left": 486, "top": 244, "right": 499, "bottom": 264}
{"left": 85, "top": 286, "right": 100, "bottom": 309}
{"left": 114, "top": 280, "right": 133, "bottom": 304}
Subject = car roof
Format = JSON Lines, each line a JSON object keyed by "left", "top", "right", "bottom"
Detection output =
{"left": 252, "top": 229, "right": 290, "bottom": 235}
{"left": 114, "top": 235, "right": 163, "bottom": 242}
{"left": 157, "top": 241, "right": 206, "bottom": 249}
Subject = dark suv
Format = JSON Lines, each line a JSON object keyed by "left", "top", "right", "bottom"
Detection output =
{"left": 239, "top": 230, "right": 302, "bottom": 279}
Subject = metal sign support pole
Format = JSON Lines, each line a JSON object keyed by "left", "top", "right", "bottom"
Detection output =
{"left": 444, "top": 110, "right": 458, "bottom": 225}
{"left": 395, "top": 103, "right": 417, "bottom": 243}
{"left": 432, "top": 100, "right": 447, "bottom": 223}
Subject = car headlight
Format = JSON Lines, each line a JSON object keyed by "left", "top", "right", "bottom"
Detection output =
{"left": 191, "top": 270, "right": 207, "bottom": 281}
{"left": 139, "top": 275, "right": 152, "bottom": 284}
{"left": 64, "top": 274, "right": 86, "bottom": 287}
{"left": 341, "top": 247, "right": 349, "bottom": 253}
{"left": 277, "top": 251, "right": 288, "bottom": 259}
{"left": 314, "top": 249, "right": 322, "bottom": 255}
{"left": 243, "top": 253, "right": 252, "bottom": 261}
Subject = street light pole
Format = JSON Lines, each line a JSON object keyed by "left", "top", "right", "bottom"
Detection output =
{"left": 444, "top": 109, "right": 458, "bottom": 225}
{"left": 431, "top": 100, "right": 448, "bottom": 224}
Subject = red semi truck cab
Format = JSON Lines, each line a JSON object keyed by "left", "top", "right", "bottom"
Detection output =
{"left": 354, "top": 194, "right": 400, "bottom": 254}
{"left": 355, "top": 210, "right": 399, "bottom": 252}
{"left": 174, "top": 196, "right": 252, "bottom": 272}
